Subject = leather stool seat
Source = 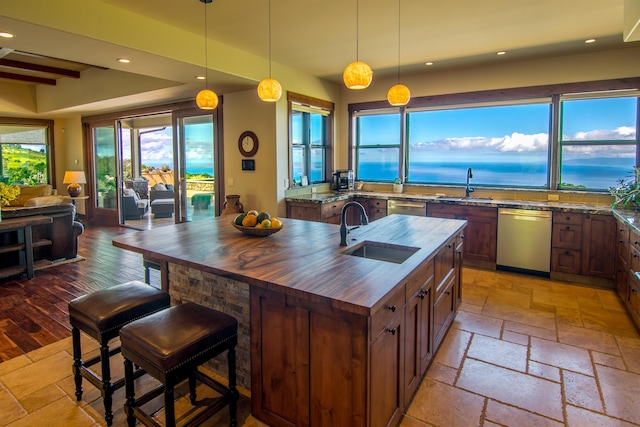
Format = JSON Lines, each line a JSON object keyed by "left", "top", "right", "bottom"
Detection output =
{"left": 120, "top": 302, "right": 238, "bottom": 427}
{"left": 68, "top": 281, "right": 170, "bottom": 426}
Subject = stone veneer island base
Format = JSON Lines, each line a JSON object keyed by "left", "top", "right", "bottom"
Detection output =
{"left": 113, "top": 214, "right": 466, "bottom": 427}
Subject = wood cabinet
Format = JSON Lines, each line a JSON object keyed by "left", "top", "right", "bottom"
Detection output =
{"left": 614, "top": 220, "right": 629, "bottom": 301}
{"left": 611, "top": 219, "right": 640, "bottom": 332}
{"left": 551, "top": 212, "right": 615, "bottom": 280}
{"left": 286, "top": 199, "right": 348, "bottom": 224}
{"left": 367, "top": 198, "right": 388, "bottom": 221}
{"left": 0, "top": 215, "right": 53, "bottom": 279}
{"left": 250, "top": 233, "right": 462, "bottom": 427}
{"left": 427, "top": 203, "right": 496, "bottom": 268}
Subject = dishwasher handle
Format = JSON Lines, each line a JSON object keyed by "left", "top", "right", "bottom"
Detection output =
{"left": 388, "top": 201, "right": 426, "bottom": 209}
{"left": 499, "top": 209, "right": 551, "bottom": 221}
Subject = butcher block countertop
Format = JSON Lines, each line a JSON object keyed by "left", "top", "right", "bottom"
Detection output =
{"left": 113, "top": 214, "right": 466, "bottom": 317}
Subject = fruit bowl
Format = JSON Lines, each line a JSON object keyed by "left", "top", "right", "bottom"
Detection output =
{"left": 232, "top": 222, "right": 283, "bottom": 237}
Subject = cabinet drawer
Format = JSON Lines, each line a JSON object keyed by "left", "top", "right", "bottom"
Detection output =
{"left": 630, "top": 230, "right": 640, "bottom": 251}
{"left": 369, "top": 199, "right": 387, "bottom": 210}
{"left": 552, "top": 224, "right": 582, "bottom": 250}
{"left": 428, "top": 203, "right": 496, "bottom": 218}
{"left": 406, "top": 258, "right": 435, "bottom": 299}
{"left": 630, "top": 246, "right": 640, "bottom": 273}
{"left": 321, "top": 200, "right": 347, "bottom": 223}
{"left": 618, "top": 222, "right": 630, "bottom": 245}
{"left": 371, "top": 287, "right": 405, "bottom": 339}
{"left": 553, "top": 212, "right": 583, "bottom": 226}
{"left": 551, "top": 248, "right": 581, "bottom": 274}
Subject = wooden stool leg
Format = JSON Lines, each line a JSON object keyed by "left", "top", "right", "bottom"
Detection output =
{"left": 228, "top": 346, "right": 238, "bottom": 427}
{"left": 99, "top": 343, "right": 114, "bottom": 426}
{"left": 71, "top": 327, "right": 83, "bottom": 401}
{"left": 165, "top": 385, "right": 176, "bottom": 427}
{"left": 189, "top": 371, "right": 197, "bottom": 405}
{"left": 124, "top": 359, "right": 136, "bottom": 427}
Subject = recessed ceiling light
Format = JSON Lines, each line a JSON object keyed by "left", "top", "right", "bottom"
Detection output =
{"left": 425, "top": 62, "right": 434, "bottom": 66}
{"left": 0, "top": 32, "right": 15, "bottom": 39}
{"left": 497, "top": 51, "right": 506, "bottom": 56}
{"left": 196, "top": 76, "right": 206, "bottom": 80}
{"left": 117, "top": 58, "right": 130, "bottom": 63}
{"left": 585, "top": 38, "right": 596, "bottom": 44}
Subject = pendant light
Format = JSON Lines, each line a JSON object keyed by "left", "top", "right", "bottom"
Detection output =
{"left": 196, "top": 0, "right": 218, "bottom": 110}
{"left": 258, "top": 0, "right": 282, "bottom": 102}
{"left": 343, "top": 0, "right": 373, "bottom": 89}
{"left": 387, "top": 0, "right": 410, "bottom": 106}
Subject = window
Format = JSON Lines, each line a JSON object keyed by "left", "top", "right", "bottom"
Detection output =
{"left": 559, "top": 96, "right": 639, "bottom": 190}
{"left": 288, "top": 93, "right": 333, "bottom": 186}
{"left": 349, "top": 80, "right": 640, "bottom": 192}
{"left": 355, "top": 111, "right": 401, "bottom": 181}
{"left": 407, "top": 102, "right": 551, "bottom": 187}
{"left": 0, "top": 118, "right": 54, "bottom": 185}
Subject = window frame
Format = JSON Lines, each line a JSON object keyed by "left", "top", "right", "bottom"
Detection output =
{"left": 0, "top": 117, "right": 55, "bottom": 185}
{"left": 288, "top": 92, "right": 334, "bottom": 187}
{"left": 348, "top": 78, "right": 640, "bottom": 192}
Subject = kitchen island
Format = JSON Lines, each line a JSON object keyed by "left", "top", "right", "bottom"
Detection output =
{"left": 113, "top": 214, "right": 466, "bottom": 427}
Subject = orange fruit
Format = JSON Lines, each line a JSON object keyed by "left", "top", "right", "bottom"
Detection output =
{"left": 271, "top": 218, "right": 282, "bottom": 228}
{"left": 242, "top": 215, "right": 258, "bottom": 227}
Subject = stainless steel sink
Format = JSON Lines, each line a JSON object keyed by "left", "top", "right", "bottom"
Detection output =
{"left": 343, "top": 241, "right": 419, "bottom": 264}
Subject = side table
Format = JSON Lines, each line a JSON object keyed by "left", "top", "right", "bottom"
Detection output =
{"left": 62, "top": 196, "right": 89, "bottom": 220}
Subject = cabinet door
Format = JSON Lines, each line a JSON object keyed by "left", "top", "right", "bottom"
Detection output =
{"left": 627, "top": 272, "right": 640, "bottom": 329}
{"left": 464, "top": 215, "right": 497, "bottom": 263}
{"left": 286, "top": 201, "right": 321, "bottom": 222}
{"left": 371, "top": 311, "right": 404, "bottom": 427}
{"left": 418, "top": 286, "right": 433, "bottom": 375}
{"left": 552, "top": 223, "right": 582, "bottom": 250}
{"left": 455, "top": 234, "right": 464, "bottom": 310}
{"left": 433, "top": 275, "right": 455, "bottom": 351}
{"left": 405, "top": 280, "right": 433, "bottom": 401}
{"left": 250, "top": 289, "right": 310, "bottom": 427}
{"left": 581, "top": 214, "right": 615, "bottom": 279}
{"left": 322, "top": 199, "right": 347, "bottom": 224}
{"left": 434, "top": 236, "right": 456, "bottom": 300}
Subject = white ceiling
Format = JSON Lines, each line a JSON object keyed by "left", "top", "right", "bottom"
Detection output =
{"left": 1, "top": 0, "right": 639, "bottom": 116}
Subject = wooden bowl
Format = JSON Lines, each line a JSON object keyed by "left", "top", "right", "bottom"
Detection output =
{"left": 232, "top": 222, "right": 283, "bottom": 236}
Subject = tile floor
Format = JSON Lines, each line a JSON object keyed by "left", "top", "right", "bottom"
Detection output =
{"left": 0, "top": 268, "right": 639, "bottom": 426}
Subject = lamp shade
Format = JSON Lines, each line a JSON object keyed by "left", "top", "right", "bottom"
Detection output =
{"left": 63, "top": 170, "right": 86, "bottom": 197}
{"left": 63, "top": 171, "right": 87, "bottom": 184}
{"left": 257, "top": 78, "right": 282, "bottom": 102}
{"left": 387, "top": 84, "right": 411, "bottom": 106}
{"left": 343, "top": 61, "right": 373, "bottom": 89}
{"left": 196, "top": 89, "right": 219, "bottom": 110}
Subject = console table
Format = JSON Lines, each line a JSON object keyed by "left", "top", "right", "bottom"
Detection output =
{"left": 0, "top": 215, "right": 53, "bottom": 279}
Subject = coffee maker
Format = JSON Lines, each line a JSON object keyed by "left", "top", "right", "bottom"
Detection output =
{"left": 332, "top": 170, "right": 354, "bottom": 191}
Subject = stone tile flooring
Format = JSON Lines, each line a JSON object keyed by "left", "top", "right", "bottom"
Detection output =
{"left": 0, "top": 268, "right": 639, "bottom": 426}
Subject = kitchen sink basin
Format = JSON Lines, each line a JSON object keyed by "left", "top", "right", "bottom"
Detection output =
{"left": 343, "top": 241, "right": 419, "bottom": 264}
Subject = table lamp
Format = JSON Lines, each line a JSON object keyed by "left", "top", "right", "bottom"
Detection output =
{"left": 63, "top": 171, "right": 87, "bottom": 197}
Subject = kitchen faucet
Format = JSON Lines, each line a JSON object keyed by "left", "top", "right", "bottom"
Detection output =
{"left": 465, "top": 167, "right": 474, "bottom": 197}
{"left": 340, "top": 201, "right": 369, "bottom": 246}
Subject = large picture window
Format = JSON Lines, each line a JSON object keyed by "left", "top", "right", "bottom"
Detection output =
{"left": 349, "top": 81, "right": 640, "bottom": 192}
{"left": 559, "top": 96, "right": 638, "bottom": 190}
{"left": 289, "top": 93, "right": 333, "bottom": 186}
{"left": 0, "top": 118, "right": 54, "bottom": 185}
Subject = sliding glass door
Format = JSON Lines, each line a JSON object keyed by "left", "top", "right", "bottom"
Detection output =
{"left": 175, "top": 113, "right": 217, "bottom": 223}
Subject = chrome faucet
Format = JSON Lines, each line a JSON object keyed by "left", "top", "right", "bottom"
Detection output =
{"left": 465, "top": 167, "right": 474, "bottom": 197}
{"left": 340, "top": 201, "right": 369, "bottom": 246}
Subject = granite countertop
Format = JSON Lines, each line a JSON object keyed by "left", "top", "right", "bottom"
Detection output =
{"left": 113, "top": 214, "right": 466, "bottom": 316}
{"left": 286, "top": 190, "right": 613, "bottom": 215}
{"left": 612, "top": 208, "right": 640, "bottom": 233}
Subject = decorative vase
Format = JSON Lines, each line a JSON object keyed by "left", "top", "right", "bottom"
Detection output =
{"left": 221, "top": 194, "right": 244, "bottom": 216}
{"left": 393, "top": 183, "right": 403, "bottom": 193}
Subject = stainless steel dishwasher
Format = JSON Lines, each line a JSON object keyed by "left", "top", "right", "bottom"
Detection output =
{"left": 387, "top": 200, "right": 427, "bottom": 216}
{"left": 496, "top": 208, "right": 552, "bottom": 275}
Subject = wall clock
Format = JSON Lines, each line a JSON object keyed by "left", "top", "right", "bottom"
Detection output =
{"left": 238, "top": 131, "right": 259, "bottom": 157}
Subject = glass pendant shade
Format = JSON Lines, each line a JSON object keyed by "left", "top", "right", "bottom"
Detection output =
{"left": 257, "top": 77, "right": 282, "bottom": 102}
{"left": 196, "top": 89, "right": 219, "bottom": 109}
{"left": 387, "top": 84, "right": 411, "bottom": 106}
{"left": 343, "top": 61, "right": 373, "bottom": 89}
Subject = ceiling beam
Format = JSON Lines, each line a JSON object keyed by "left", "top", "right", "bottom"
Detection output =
{"left": 0, "top": 58, "right": 80, "bottom": 78}
{"left": 0, "top": 71, "right": 56, "bottom": 85}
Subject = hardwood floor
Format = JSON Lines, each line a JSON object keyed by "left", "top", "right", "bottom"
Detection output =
{"left": 0, "top": 224, "right": 156, "bottom": 362}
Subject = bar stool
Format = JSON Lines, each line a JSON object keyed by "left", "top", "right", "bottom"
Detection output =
{"left": 120, "top": 302, "right": 238, "bottom": 427}
{"left": 68, "top": 281, "right": 170, "bottom": 426}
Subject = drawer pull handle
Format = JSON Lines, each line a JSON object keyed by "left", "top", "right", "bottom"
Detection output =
{"left": 388, "top": 305, "right": 397, "bottom": 312}
{"left": 447, "top": 244, "right": 452, "bottom": 248}
{"left": 565, "top": 251, "right": 570, "bottom": 255}
{"left": 632, "top": 288, "right": 637, "bottom": 293}
{"left": 419, "top": 289, "right": 429, "bottom": 299}
{"left": 566, "top": 216, "right": 571, "bottom": 220}
{"left": 566, "top": 226, "right": 570, "bottom": 230}
{"left": 387, "top": 327, "right": 397, "bottom": 335}
{"left": 445, "top": 290, "right": 451, "bottom": 295}
{"left": 634, "top": 254, "right": 638, "bottom": 258}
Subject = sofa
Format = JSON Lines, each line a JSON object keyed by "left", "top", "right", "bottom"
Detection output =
{"left": 7, "top": 184, "right": 66, "bottom": 207}
{"left": 149, "top": 183, "right": 174, "bottom": 218}
{"left": 1, "top": 203, "right": 84, "bottom": 271}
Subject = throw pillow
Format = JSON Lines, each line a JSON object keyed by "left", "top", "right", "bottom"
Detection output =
{"left": 153, "top": 183, "right": 167, "bottom": 191}
{"left": 166, "top": 184, "right": 174, "bottom": 191}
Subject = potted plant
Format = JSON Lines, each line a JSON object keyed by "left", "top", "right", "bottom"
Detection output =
{"left": 609, "top": 167, "right": 640, "bottom": 209}
{"left": 393, "top": 178, "right": 403, "bottom": 193}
